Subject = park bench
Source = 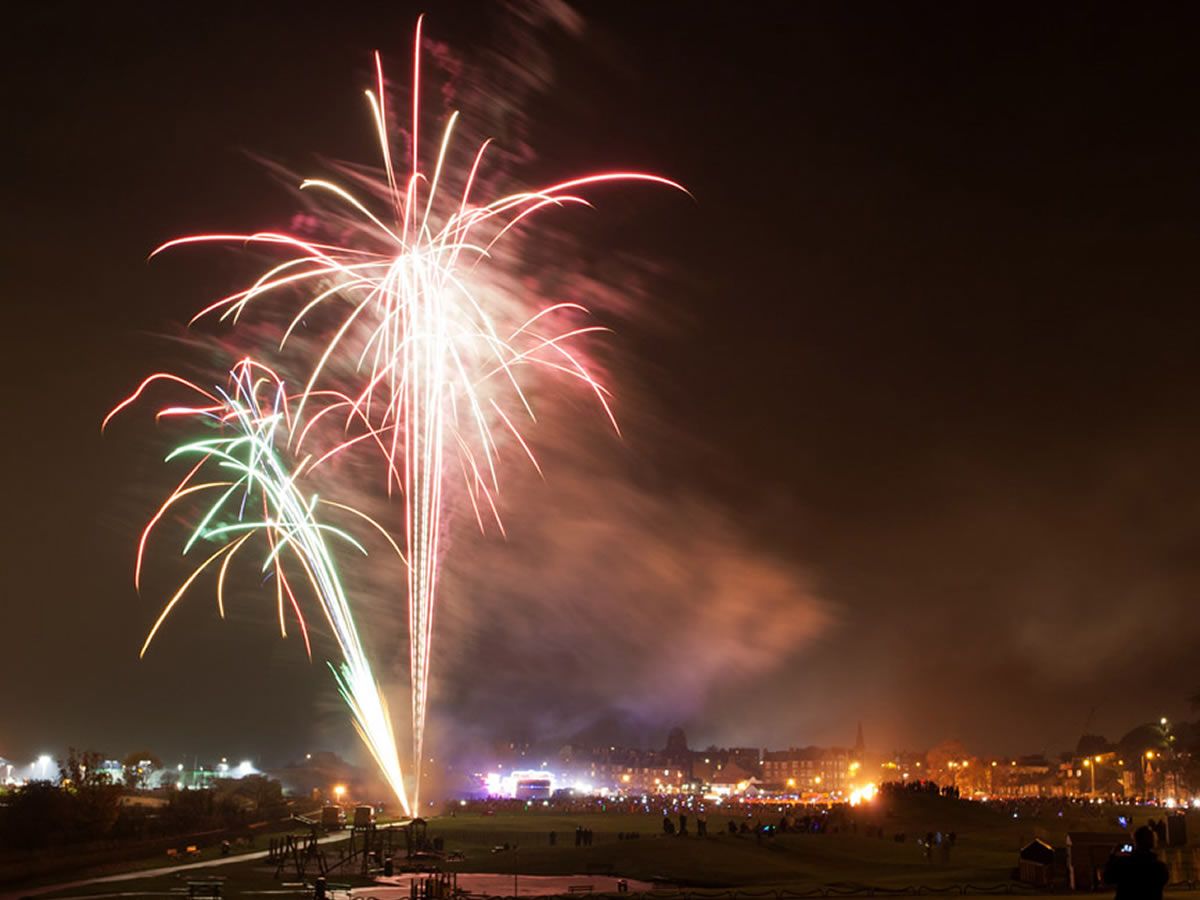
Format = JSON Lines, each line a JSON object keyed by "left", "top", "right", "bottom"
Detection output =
{"left": 567, "top": 885, "right": 594, "bottom": 893}
{"left": 186, "top": 879, "right": 222, "bottom": 898}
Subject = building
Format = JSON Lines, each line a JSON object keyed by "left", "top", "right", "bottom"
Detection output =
{"left": 760, "top": 746, "right": 857, "bottom": 795}
{"left": 762, "top": 747, "right": 822, "bottom": 791}
{"left": 991, "top": 756, "right": 1057, "bottom": 798}
{"left": 705, "top": 760, "right": 759, "bottom": 795}
{"left": 1017, "top": 839, "right": 1057, "bottom": 886}
{"left": 664, "top": 727, "right": 690, "bottom": 763}
{"left": 514, "top": 775, "right": 552, "bottom": 800}
{"left": 879, "top": 751, "right": 926, "bottom": 783}
{"left": 1066, "top": 832, "right": 1130, "bottom": 891}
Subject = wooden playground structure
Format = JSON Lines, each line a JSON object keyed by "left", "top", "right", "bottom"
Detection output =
{"left": 266, "top": 812, "right": 403, "bottom": 879}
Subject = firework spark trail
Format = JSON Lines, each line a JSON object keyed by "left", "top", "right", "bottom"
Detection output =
{"left": 104, "top": 360, "right": 412, "bottom": 814}
{"left": 140, "top": 19, "right": 686, "bottom": 805}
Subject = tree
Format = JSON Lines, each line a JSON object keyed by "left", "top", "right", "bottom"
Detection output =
{"left": 165, "top": 784, "right": 217, "bottom": 832}
{"left": 122, "top": 751, "right": 163, "bottom": 789}
{"left": 1, "top": 750, "right": 121, "bottom": 848}
{"left": 57, "top": 748, "right": 121, "bottom": 841}
{"left": 234, "top": 774, "right": 287, "bottom": 819}
{"left": 0, "top": 781, "right": 74, "bottom": 849}
{"left": 58, "top": 748, "right": 110, "bottom": 789}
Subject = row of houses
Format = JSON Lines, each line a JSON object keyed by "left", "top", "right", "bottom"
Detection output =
{"left": 902, "top": 722, "right": 1196, "bottom": 802}
{"left": 556, "top": 726, "right": 869, "bottom": 797}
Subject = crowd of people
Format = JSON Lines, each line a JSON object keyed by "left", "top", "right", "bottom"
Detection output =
{"left": 880, "top": 780, "right": 960, "bottom": 799}
{"left": 451, "top": 792, "right": 986, "bottom": 866}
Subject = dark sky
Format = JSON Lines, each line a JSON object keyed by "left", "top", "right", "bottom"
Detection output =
{"left": 6, "top": 2, "right": 1200, "bottom": 770}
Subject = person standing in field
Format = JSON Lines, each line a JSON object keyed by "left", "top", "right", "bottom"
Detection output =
{"left": 1104, "top": 826, "right": 1168, "bottom": 900}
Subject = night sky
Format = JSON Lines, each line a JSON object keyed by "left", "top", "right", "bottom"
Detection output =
{"left": 7, "top": 2, "right": 1200, "bottom": 769}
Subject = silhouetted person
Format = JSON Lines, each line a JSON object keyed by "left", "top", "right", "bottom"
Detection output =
{"left": 1104, "top": 826, "right": 1168, "bottom": 900}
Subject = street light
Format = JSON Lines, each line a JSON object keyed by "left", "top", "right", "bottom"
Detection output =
{"left": 1140, "top": 750, "right": 1157, "bottom": 799}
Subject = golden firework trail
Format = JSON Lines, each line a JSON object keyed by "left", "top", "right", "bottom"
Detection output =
{"left": 105, "top": 360, "right": 412, "bottom": 812}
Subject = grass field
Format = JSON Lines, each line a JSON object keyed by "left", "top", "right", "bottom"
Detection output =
{"left": 432, "top": 794, "right": 1187, "bottom": 887}
{"left": 19, "top": 795, "right": 1200, "bottom": 899}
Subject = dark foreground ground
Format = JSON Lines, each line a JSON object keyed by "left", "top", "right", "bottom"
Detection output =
{"left": 6, "top": 794, "right": 1198, "bottom": 899}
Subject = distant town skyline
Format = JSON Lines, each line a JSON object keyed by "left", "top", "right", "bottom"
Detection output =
{"left": 7, "top": 713, "right": 1196, "bottom": 812}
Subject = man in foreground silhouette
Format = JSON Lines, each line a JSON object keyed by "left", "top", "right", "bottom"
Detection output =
{"left": 1103, "top": 825, "right": 1168, "bottom": 900}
